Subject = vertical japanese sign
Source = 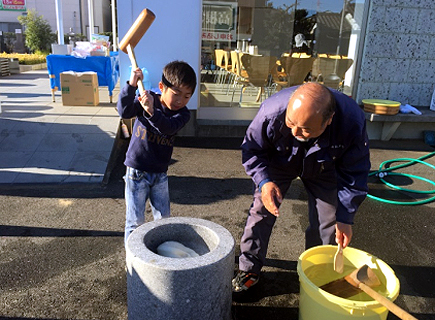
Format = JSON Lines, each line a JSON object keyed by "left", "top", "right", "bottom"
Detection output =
{"left": 202, "top": 1, "right": 237, "bottom": 42}
{"left": 1, "top": 0, "right": 26, "bottom": 11}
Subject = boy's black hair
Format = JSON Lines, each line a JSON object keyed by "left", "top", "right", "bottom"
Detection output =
{"left": 161, "top": 60, "right": 197, "bottom": 94}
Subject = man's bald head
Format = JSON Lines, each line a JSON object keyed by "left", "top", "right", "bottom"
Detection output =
{"left": 288, "top": 83, "right": 336, "bottom": 125}
{"left": 285, "top": 83, "right": 336, "bottom": 141}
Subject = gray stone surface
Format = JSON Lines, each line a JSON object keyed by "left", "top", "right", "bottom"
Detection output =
{"left": 357, "top": 2, "right": 435, "bottom": 106}
{"left": 126, "top": 217, "right": 235, "bottom": 320}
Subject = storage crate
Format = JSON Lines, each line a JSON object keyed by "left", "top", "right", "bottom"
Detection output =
{"left": 0, "top": 58, "right": 10, "bottom": 77}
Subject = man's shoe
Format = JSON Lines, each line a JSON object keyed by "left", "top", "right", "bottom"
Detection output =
{"left": 232, "top": 270, "right": 259, "bottom": 292}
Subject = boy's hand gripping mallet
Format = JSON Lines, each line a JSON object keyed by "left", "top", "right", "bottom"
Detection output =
{"left": 119, "top": 8, "right": 156, "bottom": 96}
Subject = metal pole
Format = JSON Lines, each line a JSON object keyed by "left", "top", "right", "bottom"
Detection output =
{"left": 55, "top": 0, "right": 64, "bottom": 44}
{"left": 88, "top": 0, "right": 95, "bottom": 40}
{"left": 334, "top": 0, "right": 347, "bottom": 73}
{"left": 111, "top": 0, "right": 117, "bottom": 51}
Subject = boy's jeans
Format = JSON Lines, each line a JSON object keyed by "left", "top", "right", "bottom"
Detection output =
{"left": 124, "top": 166, "right": 170, "bottom": 247}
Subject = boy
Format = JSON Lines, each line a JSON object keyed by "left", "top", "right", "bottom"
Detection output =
{"left": 117, "top": 60, "right": 197, "bottom": 247}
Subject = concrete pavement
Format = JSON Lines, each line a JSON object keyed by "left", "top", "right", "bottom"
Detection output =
{"left": 0, "top": 69, "right": 120, "bottom": 184}
{"left": 0, "top": 69, "right": 434, "bottom": 319}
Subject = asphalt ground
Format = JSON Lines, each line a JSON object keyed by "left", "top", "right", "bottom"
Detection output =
{"left": 0, "top": 136, "right": 434, "bottom": 320}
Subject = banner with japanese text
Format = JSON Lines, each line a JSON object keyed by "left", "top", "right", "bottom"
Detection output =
{"left": 202, "top": 2, "right": 236, "bottom": 42}
{"left": 1, "top": 0, "right": 26, "bottom": 11}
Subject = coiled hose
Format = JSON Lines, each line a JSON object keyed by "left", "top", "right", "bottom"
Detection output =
{"left": 368, "top": 151, "right": 435, "bottom": 205}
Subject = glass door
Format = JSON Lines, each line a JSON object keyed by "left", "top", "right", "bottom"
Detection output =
{"left": 199, "top": 0, "right": 366, "bottom": 119}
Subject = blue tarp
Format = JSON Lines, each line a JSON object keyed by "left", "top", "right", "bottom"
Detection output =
{"left": 46, "top": 52, "right": 120, "bottom": 96}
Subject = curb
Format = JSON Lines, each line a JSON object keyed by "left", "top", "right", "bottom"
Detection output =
{"left": 19, "top": 63, "right": 47, "bottom": 72}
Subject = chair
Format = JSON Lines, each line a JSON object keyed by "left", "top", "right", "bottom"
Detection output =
{"left": 214, "top": 49, "right": 234, "bottom": 89}
{"left": 223, "top": 50, "right": 232, "bottom": 73}
{"left": 291, "top": 52, "right": 312, "bottom": 58}
{"left": 230, "top": 51, "right": 248, "bottom": 78}
{"left": 271, "top": 56, "right": 315, "bottom": 92}
{"left": 230, "top": 51, "right": 238, "bottom": 73}
{"left": 231, "top": 54, "right": 277, "bottom": 105}
{"left": 228, "top": 50, "right": 248, "bottom": 95}
{"left": 222, "top": 50, "right": 234, "bottom": 89}
{"left": 311, "top": 56, "right": 353, "bottom": 89}
{"left": 214, "top": 49, "right": 226, "bottom": 84}
{"left": 287, "top": 56, "right": 315, "bottom": 87}
{"left": 270, "top": 59, "right": 292, "bottom": 91}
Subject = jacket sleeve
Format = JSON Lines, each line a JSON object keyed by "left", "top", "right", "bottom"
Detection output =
{"left": 335, "top": 120, "right": 371, "bottom": 224}
{"left": 117, "top": 83, "right": 142, "bottom": 119}
{"left": 241, "top": 108, "right": 275, "bottom": 187}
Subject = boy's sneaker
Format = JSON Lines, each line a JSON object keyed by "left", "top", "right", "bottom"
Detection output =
{"left": 232, "top": 270, "right": 259, "bottom": 292}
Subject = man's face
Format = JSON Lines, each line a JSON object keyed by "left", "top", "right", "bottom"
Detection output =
{"left": 285, "top": 98, "right": 333, "bottom": 142}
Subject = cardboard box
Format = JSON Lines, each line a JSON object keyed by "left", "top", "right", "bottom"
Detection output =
{"left": 61, "top": 71, "right": 99, "bottom": 106}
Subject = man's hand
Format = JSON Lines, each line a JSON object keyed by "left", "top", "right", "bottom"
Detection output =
{"left": 261, "top": 181, "right": 282, "bottom": 216}
{"left": 139, "top": 91, "right": 154, "bottom": 116}
{"left": 335, "top": 222, "right": 352, "bottom": 248}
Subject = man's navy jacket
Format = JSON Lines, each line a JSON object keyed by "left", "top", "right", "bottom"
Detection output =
{"left": 241, "top": 86, "right": 370, "bottom": 225}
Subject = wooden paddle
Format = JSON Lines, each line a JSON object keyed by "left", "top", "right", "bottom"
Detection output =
{"left": 333, "top": 243, "right": 344, "bottom": 273}
{"left": 321, "top": 265, "right": 418, "bottom": 320}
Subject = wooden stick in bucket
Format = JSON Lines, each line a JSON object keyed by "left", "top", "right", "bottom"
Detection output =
{"left": 320, "top": 265, "right": 418, "bottom": 320}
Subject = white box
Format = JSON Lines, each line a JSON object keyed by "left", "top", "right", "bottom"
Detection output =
{"left": 51, "top": 44, "right": 73, "bottom": 55}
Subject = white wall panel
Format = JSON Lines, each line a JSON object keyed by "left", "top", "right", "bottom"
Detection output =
{"left": 0, "top": 0, "right": 108, "bottom": 40}
{"left": 117, "top": 0, "right": 202, "bottom": 109}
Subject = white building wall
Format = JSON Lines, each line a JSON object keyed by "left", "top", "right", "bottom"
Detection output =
{"left": 60, "top": 1, "right": 82, "bottom": 35}
{"left": 357, "top": 0, "right": 435, "bottom": 107}
{"left": 117, "top": 0, "right": 202, "bottom": 110}
{"left": 93, "top": 0, "right": 111, "bottom": 33}
{"left": 0, "top": 0, "right": 110, "bottom": 39}
{"left": 31, "top": 0, "right": 80, "bottom": 35}
{"left": 0, "top": 0, "right": 80, "bottom": 35}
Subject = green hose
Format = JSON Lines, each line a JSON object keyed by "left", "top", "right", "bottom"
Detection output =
{"left": 367, "top": 151, "right": 435, "bottom": 205}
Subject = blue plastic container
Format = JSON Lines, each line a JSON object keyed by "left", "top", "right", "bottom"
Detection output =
{"left": 424, "top": 130, "right": 435, "bottom": 146}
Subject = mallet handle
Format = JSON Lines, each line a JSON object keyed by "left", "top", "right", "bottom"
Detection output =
{"left": 359, "top": 283, "right": 418, "bottom": 320}
{"left": 126, "top": 44, "right": 145, "bottom": 95}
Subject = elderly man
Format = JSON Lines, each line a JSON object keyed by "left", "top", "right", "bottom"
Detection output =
{"left": 232, "top": 83, "right": 370, "bottom": 293}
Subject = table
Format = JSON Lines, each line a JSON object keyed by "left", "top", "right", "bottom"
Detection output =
{"left": 365, "top": 107, "right": 435, "bottom": 141}
{"left": 46, "top": 52, "right": 120, "bottom": 103}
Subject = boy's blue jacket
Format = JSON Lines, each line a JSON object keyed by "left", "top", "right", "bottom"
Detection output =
{"left": 241, "top": 86, "right": 370, "bottom": 225}
{"left": 117, "top": 83, "right": 190, "bottom": 173}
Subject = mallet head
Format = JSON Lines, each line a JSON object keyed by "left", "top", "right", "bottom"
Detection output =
{"left": 119, "top": 8, "right": 156, "bottom": 53}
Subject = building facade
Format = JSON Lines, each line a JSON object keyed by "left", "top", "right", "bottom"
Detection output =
{"left": 3, "top": 0, "right": 434, "bottom": 138}
{"left": 117, "top": 0, "right": 435, "bottom": 136}
{"left": 0, "top": 0, "right": 111, "bottom": 40}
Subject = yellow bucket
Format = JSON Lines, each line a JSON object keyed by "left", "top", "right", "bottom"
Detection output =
{"left": 297, "top": 245, "right": 400, "bottom": 320}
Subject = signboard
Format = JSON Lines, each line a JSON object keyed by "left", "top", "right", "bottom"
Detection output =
{"left": 202, "top": 31, "right": 233, "bottom": 41}
{"left": 0, "top": 0, "right": 26, "bottom": 11}
{"left": 202, "top": 1, "right": 237, "bottom": 42}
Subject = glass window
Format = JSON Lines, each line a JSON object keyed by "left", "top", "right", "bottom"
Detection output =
{"left": 199, "top": 0, "right": 366, "bottom": 119}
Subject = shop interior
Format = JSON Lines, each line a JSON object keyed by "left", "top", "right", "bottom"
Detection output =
{"left": 199, "top": 0, "right": 364, "bottom": 115}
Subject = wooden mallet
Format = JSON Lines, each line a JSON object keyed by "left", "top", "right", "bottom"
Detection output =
{"left": 321, "top": 265, "right": 418, "bottom": 320}
{"left": 118, "top": 8, "right": 156, "bottom": 95}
